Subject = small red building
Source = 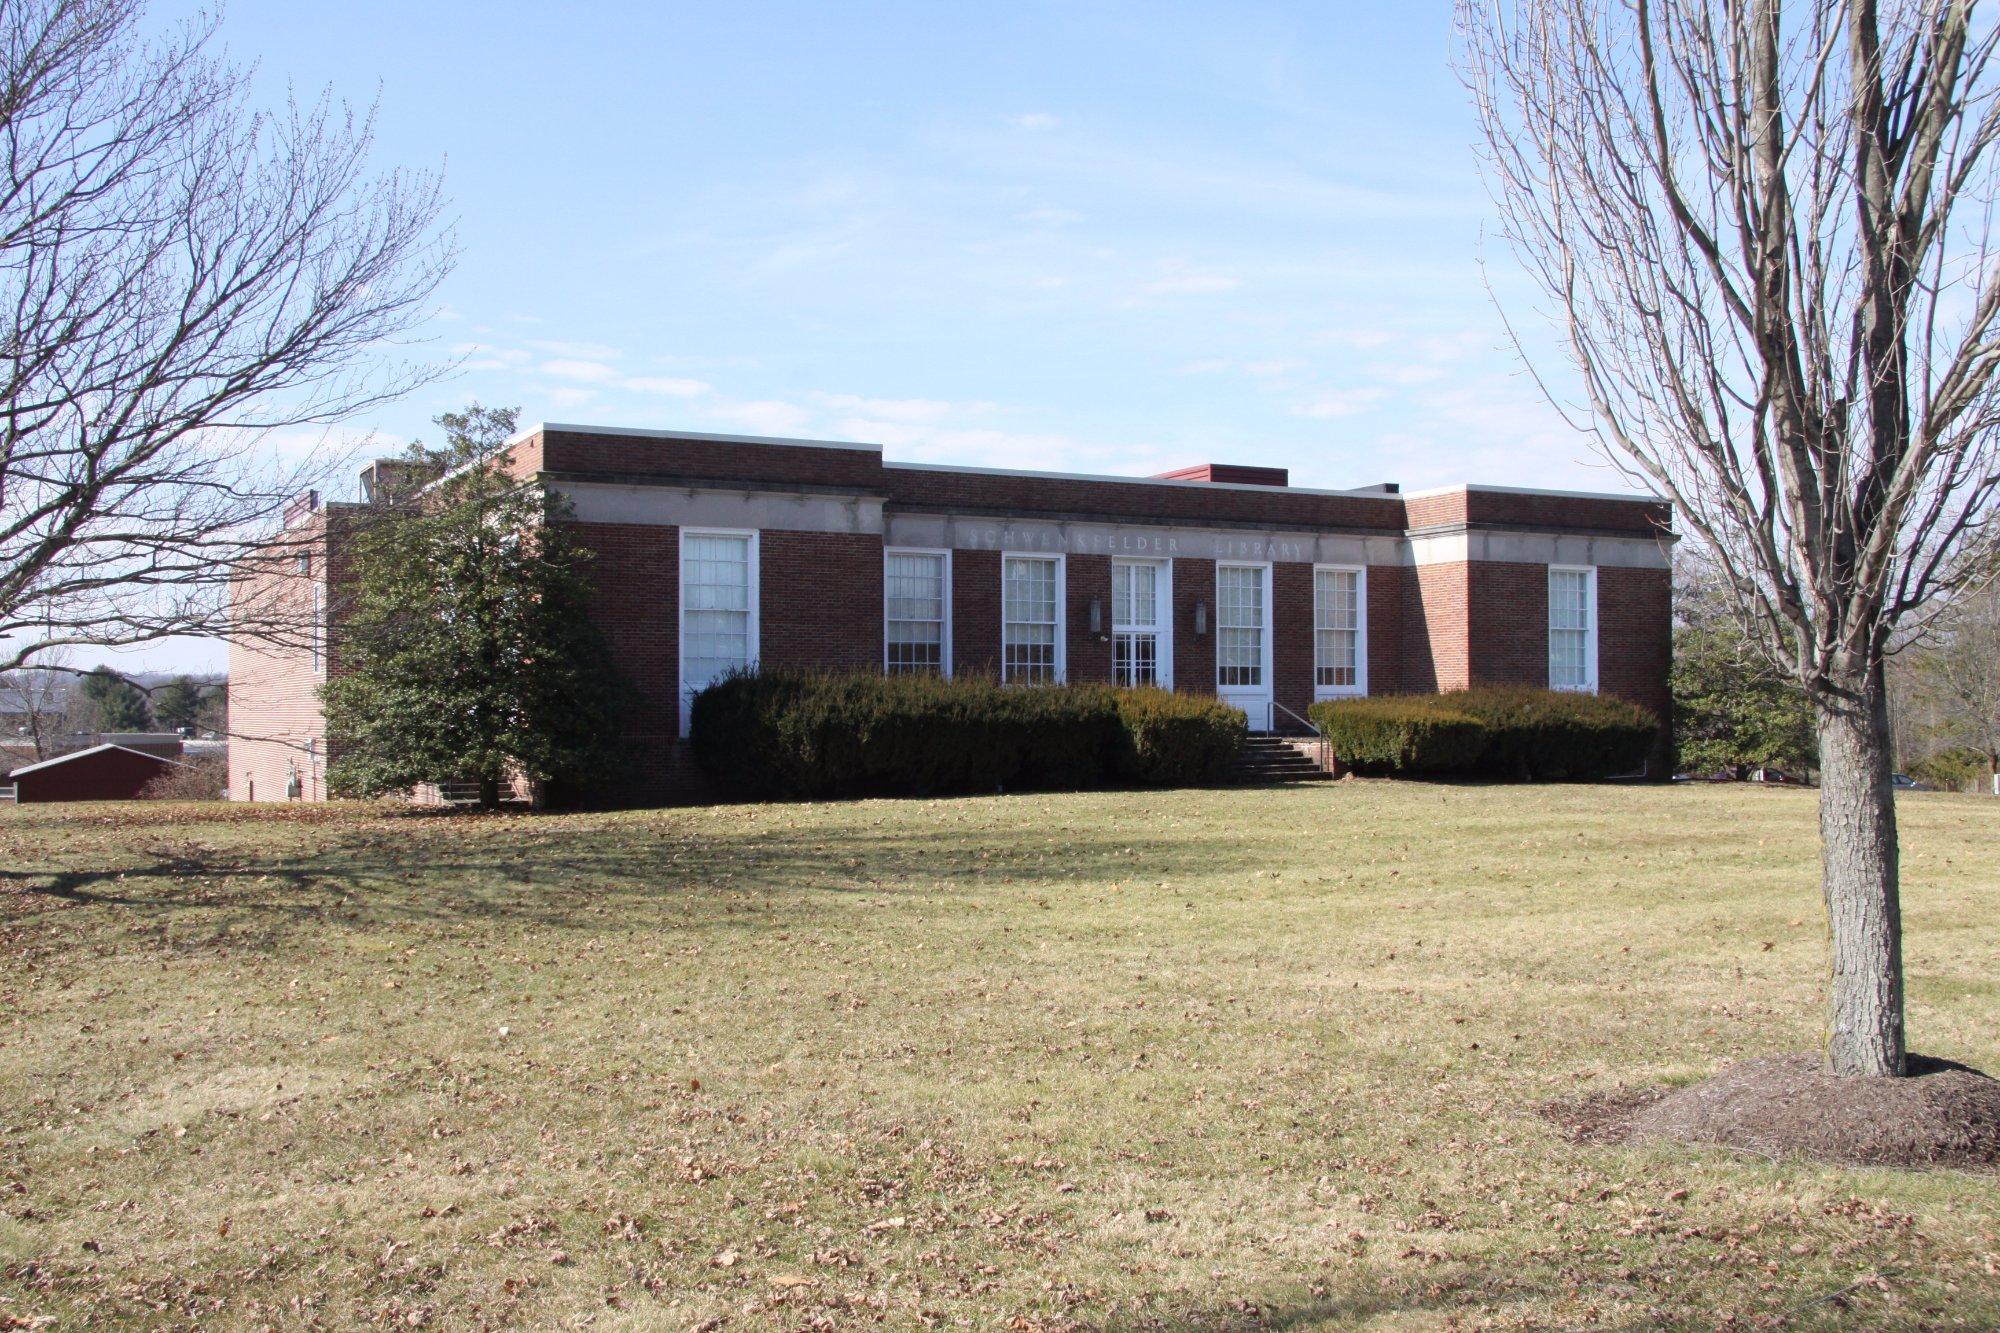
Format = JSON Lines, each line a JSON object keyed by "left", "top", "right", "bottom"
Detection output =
{"left": 2, "top": 743, "right": 183, "bottom": 803}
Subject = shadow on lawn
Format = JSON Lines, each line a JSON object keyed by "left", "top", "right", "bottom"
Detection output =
{"left": 1105, "top": 1269, "right": 1526, "bottom": 1332}
{"left": 0, "top": 818, "right": 1258, "bottom": 944}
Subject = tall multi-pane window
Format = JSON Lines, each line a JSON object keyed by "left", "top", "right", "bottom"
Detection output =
{"left": 1217, "top": 565, "right": 1265, "bottom": 687}
{"left": 1549, "top": 566, "right": 1597, "bottom": 692}
{"left": 885, "top": 551, "right": 947, "bottom": 675}
{"left": 1002, "top": 555, "right": 1061, "bottom": 683}
{"left": 1313, "top": 567, "right": 1362, "bottom": 693}
{"left": 681, "top": 531, "right": 756, "bottom": 725}
{"left": 1112, "top": 559, "right": 1164, "bottom": 687}
{"left": 309, "top": 582, "right": 324, "bottom": 674}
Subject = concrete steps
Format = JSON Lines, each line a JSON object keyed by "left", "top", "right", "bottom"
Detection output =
{"left": 1228, "top": 733, "right": 1334, "bottom": 784}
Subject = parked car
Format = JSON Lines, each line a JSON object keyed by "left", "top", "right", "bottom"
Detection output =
{"left": 1747, "top": 767, "right": 1812, "bottom": 786}
{"left": 1891, "top": 773, "right": 1936, "bottom": 791}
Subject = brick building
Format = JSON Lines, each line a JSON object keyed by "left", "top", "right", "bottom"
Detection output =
{"left": 228, "top": 424, "right": 1675, "bottom": 803}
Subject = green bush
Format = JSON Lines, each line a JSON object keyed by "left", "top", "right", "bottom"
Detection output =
{"left": 1309, "top": 687, "right": 1659, "bottom": 780}
{"left": 1306, "top": 696, "right": 1489, "bottom": 775}
{"left": 1113, "top": 687, "right": 1248, "bottom": 785}
{"left": 689, "top": 670, "right": 1246, "bottom": 798}
{"left": 1908, "top": 746, "right": 1990, "bottom": 792}
{"left": 1447, "top": 686, "right": 1658, "bottom": 780}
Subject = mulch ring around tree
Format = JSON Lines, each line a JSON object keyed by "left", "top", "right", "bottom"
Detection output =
{"left": 1545, "top": 1053, "right": 2000, "bottom": 1170}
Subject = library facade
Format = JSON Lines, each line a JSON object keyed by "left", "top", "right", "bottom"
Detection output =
{"left": 228, "top": 424, "right": 1674, "bottom": 803}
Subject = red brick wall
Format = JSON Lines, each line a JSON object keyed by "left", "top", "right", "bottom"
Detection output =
{"left": 562, "top": 521, "right": 684, "bottom": 800}
{"left": 887, "top": 469, "right": 1407, "bottom": 533}
{"left": 1404, "top": 562, "right": 1469, "bottom": 693}
{"left": 951, "top": 549, "right": 1001, "bottom": 677}
{"left": 1065, "top": 554, "right": 1112, "bottom": 683}
{"left": 1467, "top": 562, "right": 1550, "bottom": 688}
{"left": 1173, "top": 558, "right": 1216, "bottom": 695}
{"left": 1463, "top": 489, "right": 1671, "bottom": 536}
{"left": 1365, "top": 564, "right": 1408, "bottom": 695}
{"left": 762, "top": 532, "right": 884, "bottom": 672}
{"left": 1272, "top": 563, "right": 1314, "bottom": 722}
{"left": 1405, "top": 487, "right": 1671, "bottom": 536}
{"left": 540, "top": 429, "right": 886, "bottom": 491}
{"left": 228, "top": 507, "right": 344, "bottom": 802}
{"left": 1600, "top": 565, "right": 1673, "bottom": 724}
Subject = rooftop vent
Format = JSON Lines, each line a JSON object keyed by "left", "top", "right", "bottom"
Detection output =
{"left": 1152, "top": 463, "right": 1290, "bottom": 488}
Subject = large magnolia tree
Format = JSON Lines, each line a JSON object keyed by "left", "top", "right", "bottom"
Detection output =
{"left": 1461, "top": 0, "right": 2000, "bottom": 1076}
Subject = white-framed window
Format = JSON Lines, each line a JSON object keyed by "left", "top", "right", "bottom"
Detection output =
{"left": 885, "top": 549, "right": 950, "bottom": 676}
{"left": 1549, "top": 565, "right": 1598, "bottom": 693}
{"left": 1313, "top": 565, "right": 1367, "bottom": 697}
{"left": 1001, "top": 553, "right": 1064, "bottom": 684}
{"left": 1216, "top": 563, "right": 1268, "bottom": 689}
{"left": 309, "top": 581, "right": 324, "bottom": 674}
{"left": 680, "top": 529, "right": 760, "bottom": 731}
{"left": 1112, "top": 558, "right": 1172, "bottom": 689}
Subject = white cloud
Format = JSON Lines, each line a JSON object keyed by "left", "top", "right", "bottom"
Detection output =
{"left": 1145, "top": 273, "right": 1241, "bottom": 295}
{"left": 539, "top": 358, "right": 620, "bottom": 384}
{"left": 525, "top": 339, "right": 624, "bottom": 360}
{"left": 703, "top": 399, "right": 817, "bottom": 436}
{"left": 1017, "top": 207, "right": 1083, "bottom": 227}
{"left": 1292, "top": 388, "right": 1389, "bottom": 420}
{"left": 1242, "top": 358, "right": 1303, "bottom": 378}
{"left": 545, "top": 386, "right": 599, "bottom": 409}
{"left": 1010, "top": 112, "right": 1060, "bottom": 131}
{"left": 1312, "top": 328, "right": 1399, "bottom": 351}
{"left": 814, "top": 393, "right": 977, "bottom": 423}
{"left": 1365, "top": 361, "right": 1448, "bottom": 386}
{"left": 623, "top": 376, "right": 711, "bottom": 397}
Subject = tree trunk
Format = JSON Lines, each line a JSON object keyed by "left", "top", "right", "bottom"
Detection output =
{"left": 478, "top": 776, "right": 501, "bottom": 810}
{"left": 1815, "top": 667, "right": 1906, "bottom": 1076}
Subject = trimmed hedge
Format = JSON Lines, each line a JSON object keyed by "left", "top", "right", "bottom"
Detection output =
{"left": 689, "top": 670, "right": 1246, "bottom": 798}
{"left": 1114, "top": 687, "right": 1249, "bottom": 786}
{"left": 1310, "top": 687, "right": 1658, "bottom": 780}
{"left": 1306, "top": 696, "right": 1488, "bottom": 775}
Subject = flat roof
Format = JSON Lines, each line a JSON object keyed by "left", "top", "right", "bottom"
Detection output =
{"left": 515, "top": 422, "right": 1665, "bottom": 506}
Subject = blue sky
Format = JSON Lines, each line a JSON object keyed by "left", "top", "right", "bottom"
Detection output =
{"left": 131, "top": 1, "right": 1622, "bottom": 672}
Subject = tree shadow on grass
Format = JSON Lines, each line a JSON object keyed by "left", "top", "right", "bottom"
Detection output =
{"left": 1101, "top": 1266, "right": 1535, "bottom": 1331}
{"left": 0, "top": 818, "right": 1264, "bottom": 948}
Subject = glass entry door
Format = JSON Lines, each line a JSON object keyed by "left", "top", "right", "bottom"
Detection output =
{"left": 1112, "top": 559, "right": 1170, "bottom": 688}
{"left": 1215, "top": 563, "right": 1272, "bottom": 730}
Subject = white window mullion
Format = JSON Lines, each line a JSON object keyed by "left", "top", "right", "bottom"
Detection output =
{"left": 1216, "top": 564, "right": 1267, "bottom": 689}
{"left": 1313, "top": 565, "right": 1366, "bottom": 697}
{"left": 1002, "top": 554, "right": 1064, "bottom": 684}
{"left": 680, "top": 529, "right": 760, "bottom": 732}
{"left": 1112, "top": 558, "right": 1168, "bottom": 688}
{"left": 885, "top": 549, "right": 950, "bottom": 676}
{"left": 1548, "top": 566, "right": 1597, "bottom": 693}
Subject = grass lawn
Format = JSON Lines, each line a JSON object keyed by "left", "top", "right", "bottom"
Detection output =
{"left": 0, "top": 783, "right": 1995, "bottom": 1330}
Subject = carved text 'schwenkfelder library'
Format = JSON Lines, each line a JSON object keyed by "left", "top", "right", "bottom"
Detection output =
{"left": 229, "top": 425, "right": 1674, "bottom": 802}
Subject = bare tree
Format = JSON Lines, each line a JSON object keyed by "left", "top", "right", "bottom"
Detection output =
{"left": 1910, "top": 580, "right": 2000, "bottom": 778}
{"left": 0, "top": 0, "right": 453, "bottom": 675}
{"left": 0, "top": 656, "right": 73, "bottom": 758}
{"left": 1460, "top": 0, "right": 2000, "bottom": 1076}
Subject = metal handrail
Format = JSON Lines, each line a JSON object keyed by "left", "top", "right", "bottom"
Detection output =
{"left": 1270, "top": 701, "right": 1332, "bottom": 774}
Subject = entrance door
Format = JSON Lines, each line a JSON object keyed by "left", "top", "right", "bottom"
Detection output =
{"left": 1112, "top": 558, "right": 1171, "bottom": 689}
{"left": 1215, "top": 563, "right": 1273, "bottom": 730}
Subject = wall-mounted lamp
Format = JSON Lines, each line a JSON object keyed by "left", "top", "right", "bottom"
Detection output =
{"left": 1088, "top": 598, "right": 1103, "bottom": 634}
{"left": 1193, "top": 600, "right": 1209, "bottom": 636}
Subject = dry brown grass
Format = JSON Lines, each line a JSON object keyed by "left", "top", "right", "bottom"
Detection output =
{"left": 0, "top": 782, "right": 1995, "bottom": 1329}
